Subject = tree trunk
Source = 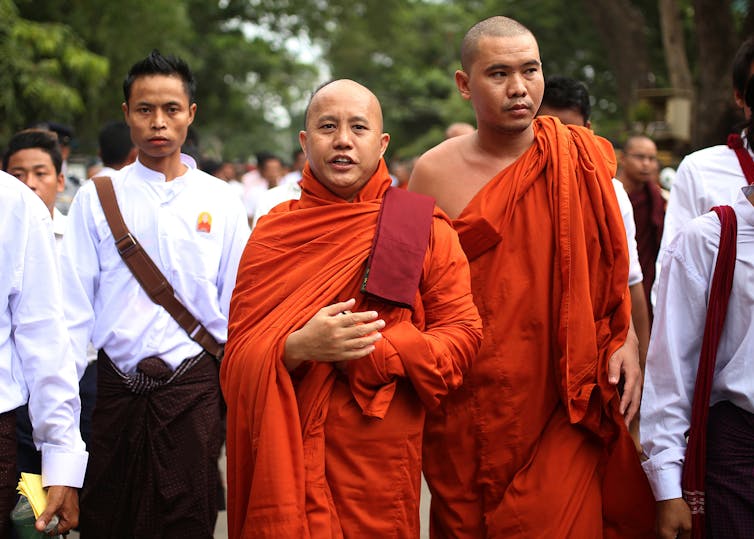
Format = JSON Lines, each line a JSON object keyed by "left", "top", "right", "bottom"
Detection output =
{"left": 582, "top": 0, "right": 652, "bottom": 131}
{"left": 692, "top": 0, "right": 739, "bottom": 149}
{"left": 659, "top": 0, "right": 693, "bottom": 91}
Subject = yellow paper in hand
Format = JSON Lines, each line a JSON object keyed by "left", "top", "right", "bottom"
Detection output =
{"left": 16, "top": 472, "right": 47, "bottom": 519}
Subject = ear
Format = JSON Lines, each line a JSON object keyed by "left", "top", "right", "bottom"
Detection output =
{"left": 378, "top": 133, "right": 390, "bottom": 158}
{"left": 585, "top": 120, "right": 592, "bottom": 129}
{"left": 121, "top": 102, "right": 129, "bottom": 123}
{"left": 187, "top": 103, "right": 197, "bottom": 125}
{"left": 735, "top": 88, "right": 745, "bottom": 110}
{"left": 298, "top": 130, "right": 308, "bottom": 156}
{"left": 56, "top": 172, "right": 65, "bottom": 194}
{"left": 455, "top": 70, "right": 471, "bottom": 101}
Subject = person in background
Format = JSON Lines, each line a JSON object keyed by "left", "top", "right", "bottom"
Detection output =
{"left": 617, "top": 135, "right": 664, "bottom": 321}
{"left": 279, "top": 148, "right": 306, "bottom": 186}
{"left": 93, "top": 121, "right": 137, "bottom": 178}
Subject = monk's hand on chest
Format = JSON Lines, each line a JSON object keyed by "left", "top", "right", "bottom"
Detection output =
{"left": 283, "top": 298, "right": 385, "bottom": 371}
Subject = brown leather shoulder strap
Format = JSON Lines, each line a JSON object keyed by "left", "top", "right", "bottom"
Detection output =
{"left": 92, "top": 176, "right": 223, "bottom": 359}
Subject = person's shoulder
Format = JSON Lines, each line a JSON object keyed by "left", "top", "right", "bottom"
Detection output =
{"left": 411, "top": 137, "right": 469, "bottom": 185}
{"left": 678, "top": 144, "right": 732, "bottom": 170}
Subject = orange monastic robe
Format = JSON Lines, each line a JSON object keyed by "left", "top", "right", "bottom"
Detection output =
{"left": 422, "top": 117, "right": 655, "bottom": 538}
{"left": 221, "top": 160, "right": 482, "bottom": 539}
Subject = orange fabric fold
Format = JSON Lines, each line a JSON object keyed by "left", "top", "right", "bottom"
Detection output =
{"left": 222, "top": 160, "right": 482, "bottom": 538}
{"left": 423, "top": 117, "right": 654, "bottom": 538}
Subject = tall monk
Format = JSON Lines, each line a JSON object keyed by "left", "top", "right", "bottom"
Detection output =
{"left": 409, "top": 16, "right": 655, "bottom": 538}
{"left": 221, "top": 79, "right": 482, "bottom": 538}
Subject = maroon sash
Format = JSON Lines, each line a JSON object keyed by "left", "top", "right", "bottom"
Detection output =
{"left": 681, "top": 205, "right": 738, "bottom": 538}
{"left": 361, "top": 187, "right": 435, "bottom": 309}
{"left": 727, "top": 134, "right": 754, "bottom": 185}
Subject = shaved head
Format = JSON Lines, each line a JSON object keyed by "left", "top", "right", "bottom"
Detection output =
{"left": 461, "top": 16, "right": 533, "bottom": 73}
{"left": 305, "top": 79, "right": 384, "bottom": 131}
{"left": 624, "top": 135, "right": 654, "bottom": 152}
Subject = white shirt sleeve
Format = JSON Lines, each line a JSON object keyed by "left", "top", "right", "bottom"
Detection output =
{"left": 640, "top": 227, "right": 709, "bottom": 501}
{"left": 217, "top": 197, "right": 251, "bottom": 318}
{"left": 10, "top": 191, "right": 88, "bottom": 487}
{"left": 612, "top": 179, "right": 643, "bottom": 286}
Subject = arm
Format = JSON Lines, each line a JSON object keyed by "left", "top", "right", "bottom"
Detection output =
{"left": 627, "top": 283, "right": 650, "bottom": 446}
{"left": 12, "top": 203, "right": 87, "bottom": 533}
{"left": 640, "top": 231, "right": 708, "bottom": 532}
{"left": 358, "top": 219, "right": 482, "bottom": 409}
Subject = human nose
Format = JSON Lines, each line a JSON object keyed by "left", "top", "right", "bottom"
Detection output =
{"left": 151, "top": 109, "right": 166, "bottom": 130}
{"left": 507, "top": 73, "right": 527, "bottom": 97}
{"left": 333, "top": 126, "right": 353, "bottom": 148}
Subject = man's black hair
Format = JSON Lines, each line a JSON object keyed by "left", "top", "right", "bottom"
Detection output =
{"left": 541, "top": 76, "right": 591, "bottom": 124}
{"left": 123, "top": 49, "right": 196, "bottom": 104}
{"left": 98, "top": 121, "right": 134, "bottom": 167}
{"left": 3, "top": 129, "right": 63, "bottom": 175}
{"left": 733, "top": 37, "right": 754, "bottom": 95}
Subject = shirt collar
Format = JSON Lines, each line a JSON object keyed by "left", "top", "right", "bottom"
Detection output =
{"left": 52, "top": 207, "right": 67, "bottom": 237}
{"left": 133, "top": 153, "right": 196, "bottom": 183}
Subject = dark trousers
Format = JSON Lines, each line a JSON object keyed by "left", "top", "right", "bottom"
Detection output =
{"left": 705, "top": 400, "right": 754, "bottom": 538}
{"left": 0, "top": 411, "right": 16, "bottom": 539}
{"left": 15, "top": 361, "right": 98, "bottom": 475}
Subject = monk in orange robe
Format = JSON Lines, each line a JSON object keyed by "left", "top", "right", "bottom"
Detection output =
{"left": 221, "top": 79, "right": 482, "bottom": 539}
{"left": 409, "top": 17, "right": 655, "bottom": 538}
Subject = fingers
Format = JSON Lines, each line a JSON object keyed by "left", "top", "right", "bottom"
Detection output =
{"left": 607, "top": 349, "right": 621, "bottom": 385}
{"left": 321, "top": 298, "right": 357, "bottom": 317}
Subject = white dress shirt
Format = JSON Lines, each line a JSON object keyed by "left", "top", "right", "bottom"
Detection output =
{"left": 652, "top": 133, "right": 752, "bottom": 304}
{"left": 641, "top": 186, "right": 754, "bottom": 501}
{"left": 60, "top": 155, "right": 250, "bottom": 377}
{"left": 0, "top": 171, "right": 88, "bottom": 487}
{"left": 612, "top": 179, "right": 643, "bottom": 286}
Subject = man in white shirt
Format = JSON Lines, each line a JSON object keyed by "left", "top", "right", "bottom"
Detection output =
{"left": 3, "top": 129, "right": 103, "bottom": 488}
{"left": 653, "top": 37, "right": 754, "bottom": 305}
{"left": 60, "top": 50, "right": 250, "bottom": 537}
{"left": 0, "top": 170, "right": 88, "bottom": 536}
{"left": 641, "top": 184, "right": 754, "bottom": 538}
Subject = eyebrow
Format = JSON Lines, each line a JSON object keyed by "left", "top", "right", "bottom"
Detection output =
{"left": 316, "top": 114, "right": 371, "bottom": 124}
{"left": 485, "top": 60, "right": 541, "bottom": 71}
{"left": 134, "top": 100, "right": 183, "bottom": 107}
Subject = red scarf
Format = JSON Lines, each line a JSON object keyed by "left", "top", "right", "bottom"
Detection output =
{"left": 681, "top": 205, "right": 738, "bottom": 538}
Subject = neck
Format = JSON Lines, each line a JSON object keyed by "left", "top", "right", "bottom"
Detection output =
{"left": 138, "top": 151, "right": 187, "bottom": 181}
{"left": 618, "top": 175, "right": 643, "bottom": 195}
{"left": 475, "top": 123, "right": 536, "bottom": 162}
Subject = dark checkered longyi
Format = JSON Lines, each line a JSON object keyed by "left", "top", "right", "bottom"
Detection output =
{"left": 705, "top": 401, "right": 754, "bottom": 538}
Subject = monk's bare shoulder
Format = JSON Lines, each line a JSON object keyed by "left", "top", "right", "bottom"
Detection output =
{"left": 409, "top": 135, "right": 490, "bottom": 219}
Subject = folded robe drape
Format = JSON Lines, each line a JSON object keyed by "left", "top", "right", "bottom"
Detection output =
{"left": 423, "top": 117, "right": 655, "bottom": 538}
{"left": 221, "top": 159, "right": 482, "bottom": 538}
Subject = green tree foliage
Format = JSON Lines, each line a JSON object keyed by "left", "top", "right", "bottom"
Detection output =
{"left": 5, "top": 0, "right": 318, "bottom": 161}
{"left": 0, "top": 0, "right": 108, "bottom": 143}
